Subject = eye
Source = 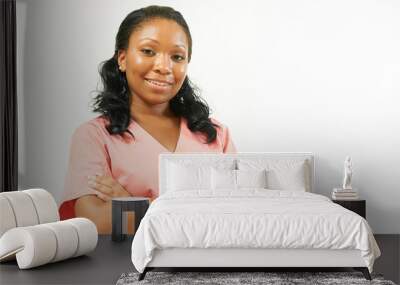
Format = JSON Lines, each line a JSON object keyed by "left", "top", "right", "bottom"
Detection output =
{"left": 172, "top": 54, "right": 185, "bottom": 62}
{"left": 141, "top": 48, "right": 155, "bottom": 56}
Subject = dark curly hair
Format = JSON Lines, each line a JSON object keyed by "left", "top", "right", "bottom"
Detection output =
{"left": 92, "top": 5, "right": 218, "bottom": 143}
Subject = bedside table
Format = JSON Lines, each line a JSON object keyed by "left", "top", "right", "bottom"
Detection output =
{"left": 332, "top": 199, "right": 366, "bottom": 219}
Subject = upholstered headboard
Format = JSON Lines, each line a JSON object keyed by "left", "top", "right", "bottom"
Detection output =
{"left": 159, "top": 152, "right": 314, "bottom": 195}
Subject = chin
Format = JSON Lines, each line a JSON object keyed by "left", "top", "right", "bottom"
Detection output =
{"left": 143, "top": 98, "right": 170, "bottom": 106}
{"left": 146, "top": 94, "right": 175, "bottom": 105}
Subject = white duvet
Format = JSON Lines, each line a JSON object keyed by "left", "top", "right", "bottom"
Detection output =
{"left": 131, "top": 190, "right": 380, "bottom": 273}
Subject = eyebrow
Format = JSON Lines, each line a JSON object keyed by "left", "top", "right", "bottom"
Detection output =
{"left": 139, "top": 37, "right": 186, "bottom": 50}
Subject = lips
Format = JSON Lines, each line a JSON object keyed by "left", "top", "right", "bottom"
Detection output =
{"left": 145, "top": 78, "right": 173, "bottom": 86}
{"left": 144, "top": 78, "right": 174, "bottom": 92}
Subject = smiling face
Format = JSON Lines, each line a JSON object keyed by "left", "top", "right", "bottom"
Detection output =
{"left": 118, "top": 18, "right": 189, "bottom": 111}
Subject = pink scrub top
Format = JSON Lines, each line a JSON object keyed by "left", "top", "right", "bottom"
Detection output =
{"left": 59, "top": 115, "right": 236, "bottom": 219}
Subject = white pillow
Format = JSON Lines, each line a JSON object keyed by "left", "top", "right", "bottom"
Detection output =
{"left": 238, "top": 159, "right": 309, "bottom": 191}
{"left": 167, "top": 163, "right": 211, "bottom": 191}
{"left": 267, "top": 164, "right": 306, "bottom": 191}
{"left": 211, "top": 168, "right": 236, "bottom": 190}
{"left": 211, "top": 169, "right": 268, "bottom": 190}
{"left": 236, "top": 169, "right": 267, "bottom": 189}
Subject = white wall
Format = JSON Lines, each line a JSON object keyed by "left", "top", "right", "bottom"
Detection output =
{"left": 17, "top": 0, "right": 400, "bottom": 233}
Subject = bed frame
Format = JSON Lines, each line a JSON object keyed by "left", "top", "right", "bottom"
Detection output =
{"left": 139, "top": 153, "right": 371, "bottom": 280}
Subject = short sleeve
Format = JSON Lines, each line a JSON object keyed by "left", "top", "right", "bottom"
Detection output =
{"left": 61, "top": 121, "right": 112, "bottom": 204}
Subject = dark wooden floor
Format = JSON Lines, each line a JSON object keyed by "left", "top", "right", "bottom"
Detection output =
{"left": 0, "top": 234, "right": 398, "bottom": 284}
{"left": 373, "top": 234, "right": 400, "bottom": 284}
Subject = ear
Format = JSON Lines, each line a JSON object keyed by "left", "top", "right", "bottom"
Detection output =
{"left": 117, "top": 50, "right": 126, "bottom": 72}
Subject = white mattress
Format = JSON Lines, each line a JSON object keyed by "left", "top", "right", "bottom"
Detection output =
{"left": 131, "top": 190, "right": 381, "bottom": 273}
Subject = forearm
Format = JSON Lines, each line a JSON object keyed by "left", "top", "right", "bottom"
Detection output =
{"left": 75, "top": 195, "right": 135, "bottom": 234}
{"left": 75, "top": 195, "right": 112, "bottom": 234}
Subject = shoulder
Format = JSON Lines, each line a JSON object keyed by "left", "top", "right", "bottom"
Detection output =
{"left": 209, "top": 117, "right": 229, "bottom": 133}
{"left": 209, "top": 117, "right": 236, "bottom": 153}
{"left": 180, "top": 116, "right": 236, "bottom": 152}
{"left": 72, "top": 116, "right": 111, "bottom": 143}
{"left": 209, "top": 117, "right": 231, "bottom": 141}
{"left": 181, "top": 116, "right": 229, "bottom": 138}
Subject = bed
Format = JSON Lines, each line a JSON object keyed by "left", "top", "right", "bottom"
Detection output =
{"left": 131, "top": 153, "right": 381, "bottom": 281}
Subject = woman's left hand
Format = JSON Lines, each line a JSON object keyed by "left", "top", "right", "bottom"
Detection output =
{"left": 87, "top": 175, "right": 131, "bottom": 201}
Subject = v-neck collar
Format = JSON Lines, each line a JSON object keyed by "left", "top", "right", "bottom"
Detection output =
{"left": 129, "top": 117, "right": 183, "bottom": 153}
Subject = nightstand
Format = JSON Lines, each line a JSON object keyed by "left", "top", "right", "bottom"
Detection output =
{"left": 332, "top": 199, "right": 366, "bottom": 219}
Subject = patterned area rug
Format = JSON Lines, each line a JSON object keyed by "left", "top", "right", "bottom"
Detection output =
{"left": 116, "top": 271, "right": 396, "bottom": 285}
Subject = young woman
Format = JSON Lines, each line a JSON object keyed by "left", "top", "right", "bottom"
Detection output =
{"left": 59, "top": 5, "right": 236, "bottom": 233}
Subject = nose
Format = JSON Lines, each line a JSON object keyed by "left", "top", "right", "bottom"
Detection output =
{"left": 154, "top": 54, "right": 172, "bottom": 74}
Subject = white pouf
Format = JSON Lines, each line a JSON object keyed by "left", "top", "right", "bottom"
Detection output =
{"left": 0, "top": 189, "right": 98, "bottom": 269}
{"left": 0, "top": 218, "right": 98, "bottom": 269}
{"left": 23, "top": 188, "right": 60, "bottom": 223}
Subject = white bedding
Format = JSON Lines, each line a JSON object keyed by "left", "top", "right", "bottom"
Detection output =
{"left": 131, "top": 190, "right": 380, "bottom": 273}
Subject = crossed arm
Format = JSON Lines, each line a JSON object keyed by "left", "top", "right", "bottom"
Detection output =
{"left": 74, "top": 175, "right": 133, "bottom": 234}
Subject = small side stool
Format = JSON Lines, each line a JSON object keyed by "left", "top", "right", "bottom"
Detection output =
{"left": 112, "top": 197, "right": 149, "bottom": 242}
